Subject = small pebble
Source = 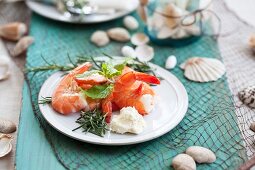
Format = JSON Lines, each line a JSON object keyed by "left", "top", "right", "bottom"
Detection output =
{"left": 186, "top": 146, "right": 216, "bottom": 163}
{"left": 90, "top": 31, "right": 110, "bottom": 47}
{"left": 250, "top": 122, "right": 255, "bottom": 132}
{"left": 123, "top": 16, "right": 139, "bottom": 30}
{"left": 121, "top": 46, "right": 136, "bottom": 58}
{"left": 107, "top": 27, "right": 130, "bottom": 42}
{"left": 165, "top": 55, "right": 177, "bottom": 69}
{"left": 172, "top": 153, "right": 196, "bottom": 170}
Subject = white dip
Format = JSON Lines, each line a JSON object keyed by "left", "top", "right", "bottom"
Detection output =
{"left": 110, "top": 107, "right": 146, "bottom": 134}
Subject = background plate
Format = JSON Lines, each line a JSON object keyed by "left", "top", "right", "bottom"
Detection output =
{"left": 38, "top": 62, "right": 188, "bottom": 145}
{"left": 26, "top": 0, "right": 139, "bottom": 24}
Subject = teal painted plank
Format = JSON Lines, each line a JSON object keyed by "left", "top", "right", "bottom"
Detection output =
{"left": 16, "top": 82, "right": 65, "bottom": 170}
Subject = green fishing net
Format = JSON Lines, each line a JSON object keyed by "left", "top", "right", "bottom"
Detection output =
{"left": 22, "top": 11, "right": 247, "bottom": 169}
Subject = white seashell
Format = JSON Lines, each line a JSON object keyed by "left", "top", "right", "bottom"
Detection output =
{"left": 164, "top": 3, "right": 184, "bottom": 29}
{"left": 0, "top": 134, "right": 12, "bottom": 158}
{"left": 165, "top": 55, "right": 177, "bottom": 69}
{"left": 123, "top": 16, "right": 139, "bottom": 30}
{"left": 0, "top": 22, "right": 27, "bottom": 41}
{"left": 107, "top": 27, "right": 130, "bottom": 42}
{"left": 91, "top": 31, "right": 110, "bottom": 47}
{"left": 148, "top": 10, "right": 165, "bottom": 31}
{"left": 0, "top": 118, "right": 16, "bottom": 134}
{"left": 180, "top": 57, "right": 226, "bottom": 82}
{"left": 135, "top": 45, "right": 154, "bottom": 62}
{"left": 172, "top": 153, "right": 196, "bottom": 170}
{"left": 171, "top": 27, "right": 189, "bottom": 39}
{"left": 0, "top": 58, "right": 10, "bottom": 81}
{"left": 238, "top": 86, "right": 255, "bottom": 108}
{"left": 121, "top": 46, "right": 136, "bottom": 58}
{"left": 157, "top": 26, "right": 178, "bottom": 39}
{"left": 131, "top": 33, "right": 149, "bottom": 46}
{"left": 186, "top": 146, "right": 216, "bottom": 163}
{"left": 11, "top": 36, "right": 34, "bottom": 57}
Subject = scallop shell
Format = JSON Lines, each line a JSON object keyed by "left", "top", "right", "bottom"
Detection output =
{"left": 0, "top": 22, "right": 27, "bottom": 41}
{"left": 238, "top": 86, "right": 255, "bottom": 108}
{"left": 91, "top": 31, "right": 110, "bottom": 47}
{"left": 11, "top": 36, "right": 34, "bottom": 57}
{"left": 135, "top": 45, "right": 154, "bottom": 62}
{"left": 180, "top": 57, "right": 226, "bottom": 82}
{"left": 0, "top": 118, "right": 16, "bottom": 134}
{"left": 131, "top": 33, "right": 149, "bottom": 46}
{"left": 107, "top": 27, "right": 130, "bottom": 42}
{"left": 0, "top": 134, "right": 12, "bottom": 158}
{"left": 165, "top": 55, "right": 177, "bottom": 69}
{"left": 123, "top": 16, "right": 139, "bottom": 30}
{"left": 121, "top": 46, "right": 136, "bottom": 58}
{"left": 0, "top": 58, "right": 10, "bottom": 81}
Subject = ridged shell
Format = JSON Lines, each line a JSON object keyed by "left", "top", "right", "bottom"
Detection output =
{"left": 0, "top": 118, "right": 16, "bottom": 134}
{"left": 180, "top": 57, "right": 226, "bottom": 82}
{"left": 11, "top": 36, "right": 34, "bottom": 57}
{"left": 0, "top": 134, "right": 12, "bottom": 158}
{"left": 238, "top": 86, "right": 255, "bottom": 108}
{"left": 107, "top": 27, "right": 130, "bottom": 42}
{"left": 135, "top": 45, "right": 154, "bottom": 62}
{"left": 0, "top": 22, "right": 27, "bottom": 41}
{"left": 131, "top": 33, "right": 149, "bottom": 46}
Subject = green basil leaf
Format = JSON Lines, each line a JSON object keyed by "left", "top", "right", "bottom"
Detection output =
{"left": 101, "top": 63, "right": 121, "bottom": 78}
{"left": 83, "top": 84, "right": 113, "bottom": 99}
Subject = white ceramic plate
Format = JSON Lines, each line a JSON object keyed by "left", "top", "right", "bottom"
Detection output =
{"left": 26, "top": 0, "right": 139, "bottom": 24}
{"left": 38, "top": 61, "right": 188, "bottom": 145}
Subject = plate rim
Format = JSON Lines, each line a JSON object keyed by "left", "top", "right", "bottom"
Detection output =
{"left": 38, "top": 61, "right": 188, "bottom": 145}
{"left": 26, "top": 0, "right": 139, "bottom": 24}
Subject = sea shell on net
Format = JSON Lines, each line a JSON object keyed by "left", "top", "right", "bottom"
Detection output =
{"left": 0, "top": 22, "right": 27, "bottom": 41}
{"left": 180, "top": 57, "right": 226, "bottom": 82}
{"left": 131, "top": 33, "right": 149, "bottom": 46}
{"left": 0, "top": 57, "right": 10, "bottom": 81}
{"left": 121, "top": 46, "right": 136, "bottom": 58}
{"left": 123, "top": 16, "right": 139, "bottom": 30}
{"left": 135, "top": 45, "right": 154, "bottom": 62}
{"left": 107, "top": 27, "right": 130, "bottom": 42}
{"left": 11, "top": 36, "right": 34, "bottom": 57}
{"left": 90, "top": 31, "right": 110, "bottom": 47}
{"left": 238, "top": 86, "right": 255, "bottom": 108}
{"left": 0, "top": 134, "right": 12, "bottom": 158}
{"left": 0, "top": 118, "right": 16, "bottom": 134}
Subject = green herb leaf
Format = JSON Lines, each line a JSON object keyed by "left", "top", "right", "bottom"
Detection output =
{"left": 72, "top": 109, "right": 108, "bottom": 137}
{"left": 76, "top": 70, "right": 101, "bottom": 79}
{"left": 101, "top": 63, "right": 121, "bottom": 79}
{"left": 83, "top": 84, "right": 113, "bottom": 99}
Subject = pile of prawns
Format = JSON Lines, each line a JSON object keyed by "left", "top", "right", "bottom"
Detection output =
{"left": 51, "top": 62, "right": 161, "bottom": 123}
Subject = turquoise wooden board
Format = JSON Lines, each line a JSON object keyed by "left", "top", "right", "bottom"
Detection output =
{"left": 16, "top": 82, "right": 65, "bottom": 170}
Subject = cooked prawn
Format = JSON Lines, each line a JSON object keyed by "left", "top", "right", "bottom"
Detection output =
{"left": 102, "top": 71, "right": 160, "bottom": 122}
{"left": 52, "top": 62, "right": 101, "bottom": 115}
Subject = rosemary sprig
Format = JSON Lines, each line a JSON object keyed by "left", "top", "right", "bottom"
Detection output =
{"left": 39, "top": 96, "right": 52, "bottom": 105}
{"left": 72, "top": 109, "right": 108, "bottom": 137}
